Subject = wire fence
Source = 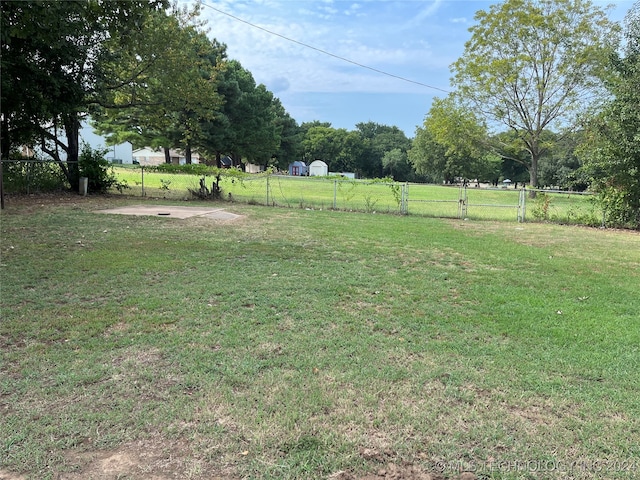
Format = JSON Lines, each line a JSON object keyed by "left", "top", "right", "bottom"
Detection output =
{"left": 407, "top": 183, "right": 604, "bottom": 225}
{"left": 1, "top": 159, "right": 74, "bottom": 194}
{"left": 109, "top": 166, "right": 603, "bottom": 225}
{"left": 1, "top": 160, "right": 605, "bottom": 226}
{"left": 111, "top": 166, "right": 408, "bottom": 213}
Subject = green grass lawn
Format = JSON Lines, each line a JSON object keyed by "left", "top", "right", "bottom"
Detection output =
{"left": 1, "top": 196, "right": 638, "bottom": 479}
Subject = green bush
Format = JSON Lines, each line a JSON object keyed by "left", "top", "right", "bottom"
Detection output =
{"left": 599, "top": 187, "right": 640, "bottom": 229}
{"left": 78, "top": 144, "right": 127, "bottom": 193}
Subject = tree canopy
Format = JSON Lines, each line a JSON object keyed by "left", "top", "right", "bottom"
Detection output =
{"left": 1, "top": 0, "right": 168, "bottom": 186}
{"left": 579, "top": 1, "right": 640, "bottom": 227}
{"left": 90, "top": 4, "right": 226, "bottom": 164}
{"left": 1, "top": 0, "right": 294, "bottom": 179}
{"left": 451, "top": 0, "right": 617, "bottom": 188}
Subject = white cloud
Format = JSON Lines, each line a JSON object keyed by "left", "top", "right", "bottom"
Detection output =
{"left": 344, "top": 3, "right": 363, "bottom": 16}
{"left": 185, "top": 0, "right": 634, "bottom": 133}
{"left": 198, "top": 0, "right": 458, "bottom": 96}
{"left": 402, "top": 0, "right": 444, "bottom": 29}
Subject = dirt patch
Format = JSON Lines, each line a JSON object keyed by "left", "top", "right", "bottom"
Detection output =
{"left": 2, "top": 431, "right": 477, "bottom": 480}
{"left": 0, "top": 469, "right": 28, "bottom": 480}
{"left": 52, "top": 426, "right": 471, "bottom": 480}
{"left": 59, "top": 436, "right": 236, "bottom": 480}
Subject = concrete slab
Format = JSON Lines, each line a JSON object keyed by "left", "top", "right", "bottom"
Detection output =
{"left": 202, "top": 210, "right": 242, "bottom": 221}
{"left": 95, "top": 205, "right": 241, "bottom": 221}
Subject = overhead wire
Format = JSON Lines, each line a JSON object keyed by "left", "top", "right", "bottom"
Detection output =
{"left": 202, "top": 3, "right": 450, "bottom": 94}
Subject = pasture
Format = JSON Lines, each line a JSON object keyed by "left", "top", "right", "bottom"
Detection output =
{"left": 1, "top": 196, "right": 639, "bottom": 479}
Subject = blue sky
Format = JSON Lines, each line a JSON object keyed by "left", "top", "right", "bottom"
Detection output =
{"left": 196, "top": 0, "right": 635, "bottom": 138}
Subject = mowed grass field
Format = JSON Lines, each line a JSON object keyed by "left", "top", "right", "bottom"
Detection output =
{"left": 112, "top": 167, "right": 602, "bottom": 224}
{"left": 1, "top": 196, "right": 639, "bottom": 479}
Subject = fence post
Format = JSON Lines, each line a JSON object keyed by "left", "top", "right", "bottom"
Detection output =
{"left": 141, "top": 166, "right": 145, "bottom": 197}
{"left": 457, "top": 185, "right": 468, "bottom": 219}
{"left": 266, "top": 173, "right": 270, "bottom": 206}
{"left": 517, "top": 188, "right": 526, "bottom": 222}
{"left": 401, "top": 182, "right": 408, "bottom": 214}
{"left": 333, "top": 180, "right": 337, "bottom": 210}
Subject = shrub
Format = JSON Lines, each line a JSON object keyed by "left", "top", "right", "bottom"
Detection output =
{"left": 78, "top": 144, "right": 127, "bottom": 193}
{"left": 599, "top": 187, "right": 640, "bottom": 229}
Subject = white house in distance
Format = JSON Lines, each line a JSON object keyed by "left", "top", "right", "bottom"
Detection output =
{"left": 309, "top": 160, "right": 328, "bottom": 176}
{"left": 80, "top": 125, "right": 133, "bottom": 163}
{"left": 79, "top": 122, "right": 265, "bottom": 171}
{"left": 44, "top": 121, "right": 133, "bottom": 163}
{"left": 132, "top": 147, "right": 203, "bottom": 166}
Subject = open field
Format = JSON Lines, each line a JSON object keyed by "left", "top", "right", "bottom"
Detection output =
{"left": 1, "top": 195, "right": 639, "bottom": 479}
{"left": 111, "top": 167, "right": 603, "bottom": 225}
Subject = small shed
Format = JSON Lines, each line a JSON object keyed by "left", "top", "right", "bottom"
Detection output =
{"left": 220, "top": 155, "right": 233, "bottom": 168}
{"left": 288, "top": 161, "right": 308, "bottom": 176}
{"left": 245, "top": 162, "right": 263, "bottom": 174}
{"left": 309, "top": 160, "right": 328, "bottom": 176}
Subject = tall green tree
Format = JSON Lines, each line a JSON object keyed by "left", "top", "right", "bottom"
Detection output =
{"left": 408, "top": 127, "right": 450, "bottom": 183}
{"left": 197, "top": 60, "right": 282, "bottom": 168}
{"left": 537, "top": 130, "right": 587, "bottom": 190}
{"left": 91, "top": 6, "right": 225, "bottom": 164}
{"left": 271, "top": 99, "right": 302, "bottom": 171}
{"left": 302, "top": 125, "right": 347, "bottom": 170}
{"left": 382, "top": 148, "right": 412, "bottom": 181}
{"left": 226, "top": 63, "right": 281, "bottom": 167}
{"left": 354, "top": 122, "right": 411, "bottom": 179}
{"left": 491, "top": 130, "right": 538, "bottom": 185}
{"left": 339, "top": 131, "right": 366, "bottom": 174}
{"left": 451, "top": 0, "right": 617, "bottom": 190}
{"left": 411, "top": 96, "right": 496, "bottom": 183}
{"left": 1, "top": 0, "right": 167, "bottom": 188}
{"left": 196, "top": 59, "right": 243, "bottom": 165}
{"left": 580, "top": 2, "right": 640, "bottom": 228}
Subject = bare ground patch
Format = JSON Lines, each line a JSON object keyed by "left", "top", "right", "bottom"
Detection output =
{"left": 0, "top": 469, "right": 28, "bottom": 480}
{"left": 59, "top": 435, "right": 237, "bottom": 480}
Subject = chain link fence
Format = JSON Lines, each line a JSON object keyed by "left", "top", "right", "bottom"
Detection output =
{"left": 111, "top": 166, "right": 408, "bottom": 213}
{"left": 110, "top": 167, "right": 602, "bottom": 225}
{"left": 407, "top": 183, "right": 603, "bottom": 225}
{"left": 0, "top": 159, "right": 74, "bottom": 194}
{"left": 1, "top": 160, "right": 604, "bottom": 226}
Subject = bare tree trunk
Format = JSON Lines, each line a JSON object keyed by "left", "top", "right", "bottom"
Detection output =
{"left": 164, "top": 147, "right": 171, "bottom": 164}
{"left": 185, "top": 144, "right": 192, "bottom": 164}
{"left": 529, "top": 154, "right": 538, "bottom": 198}
{"left": 63, "top": 114, "right": 80, "bottom": 192}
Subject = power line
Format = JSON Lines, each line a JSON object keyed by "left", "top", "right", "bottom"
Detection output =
{"left": 202, "top": 3, "right": 450, "bottom": 94}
